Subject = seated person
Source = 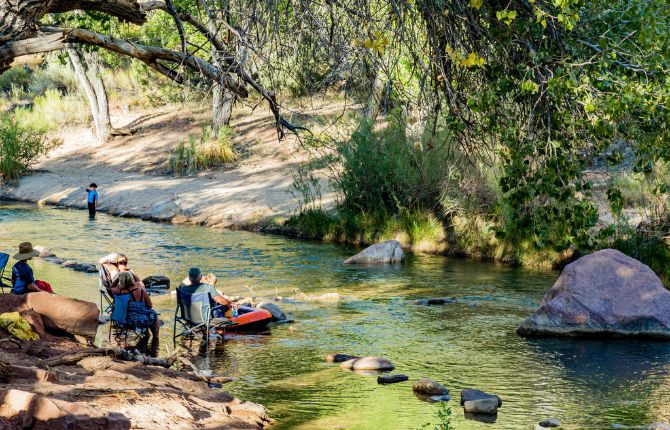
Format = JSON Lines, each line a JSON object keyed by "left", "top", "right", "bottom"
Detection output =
{"left": 99, "top": 253, "right": 144, "bottom": 294}
{"left": 116, "top": 271, "right": 160, "bottom": 353}
{"left": 11, "top": 242, "right": 53, "bottom": 294}
{"left": 180, "top": 268, "right": 233, "bottom": 315}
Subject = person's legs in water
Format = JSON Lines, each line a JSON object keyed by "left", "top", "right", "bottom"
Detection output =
{"left": 88, "top": 202, "right": 96, "bottom": 217}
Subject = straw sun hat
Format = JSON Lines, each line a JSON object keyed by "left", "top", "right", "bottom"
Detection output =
{"left": 13, "top": 242, "right": 40, "bottom": 260}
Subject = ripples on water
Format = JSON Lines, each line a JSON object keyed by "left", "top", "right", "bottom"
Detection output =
{"left": 2, "top": 202, "right": 670, "bottom": 429}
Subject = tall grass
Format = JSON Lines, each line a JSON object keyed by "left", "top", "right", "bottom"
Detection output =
{"left": 168, "top": 126, "right": 237, "bottom": 175}
{"left": 0, "top": 116, "right": 53, "bottom": 182}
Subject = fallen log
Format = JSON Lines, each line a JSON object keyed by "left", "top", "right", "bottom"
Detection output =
{"left": 38, "top": 347, "right": 173, "bottom": 368}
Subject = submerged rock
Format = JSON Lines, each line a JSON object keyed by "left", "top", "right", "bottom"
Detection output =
{"left": 377, "top": 374, "right": 409, "bottom": 384}
{"left": 34, "top": 245, "right": 55, "bottom": 258}
{"left": 412, "top": 378, "right": 449, "bottom": 395}
{"left": 539, "top": 417, "right": 561, "bottom": 428}
{"left": 517, "top": 249, "right": 670, "bottom": 339}
{"left": 343, "top": 240, "right": 404, "bottom": 264}
{"left": 325, "top": 353, "right": 359, "bottom": 363}
{"left": 340, "top": 356, "right": 395, "bottom": 371}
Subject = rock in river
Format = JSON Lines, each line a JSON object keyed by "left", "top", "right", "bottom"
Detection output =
{"left": 377, "top": 374, "right": 409, "bottom": 384}
{"left": 340, "top": 356, "right": 395, "bottom": 371}
{"left": 325, "top": 353, "right": 359, "bottom": 363}
{"left": 538, "top": 417, "right": 561, "bottom": 428}
{"left": 517, "top": 249, "right": 670, "bottom": 339}
{"left": 343, "top": 240, "right": 404, "bottom": 264}
{"left": 460, "top": 388, "right": 502, "bottom": 408}
{"left": 147, "top": 200, "right": 181, "bottom": 221}
{"left": 463, "top": 398, "right": 499, "bottom": 415}
{"left": 412, "top": 378, "right": 449, "bottom": 395}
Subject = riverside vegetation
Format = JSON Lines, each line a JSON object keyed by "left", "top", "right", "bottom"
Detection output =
{"left": 0, "top": 0, "right": 669, "bottom": 279}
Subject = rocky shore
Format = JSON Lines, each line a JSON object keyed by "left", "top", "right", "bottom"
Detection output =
{"left": 0, "top": 293, "right": 270, "bottom": 429}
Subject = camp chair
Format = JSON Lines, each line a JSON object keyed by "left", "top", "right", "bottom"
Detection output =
{"left": 98, "top": 264, "right": 114, "bottom": 318}
{"left": 108, "top": 293, "right": 148, "bottom": 347}
{"left": 0, "top": 253, "right": 11, "bottom": 293}
{"left": 173, "top": 287, "right": 237, "bottom": 348}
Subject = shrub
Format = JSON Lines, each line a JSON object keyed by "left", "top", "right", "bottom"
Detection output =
{"left": 0, "top": 65, "right": 33, "bottom": 95}
{"left": 13, "top": 89, "right": 88, "bottom": 131}
{"left": 168, "top": 127, "right": 237, "bottom": 175}
{"left": 0, "top": 116, "right": 52, "bottom": 182}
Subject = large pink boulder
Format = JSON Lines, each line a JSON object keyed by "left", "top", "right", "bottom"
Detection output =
{"left": 517, "top": 249, "right": 670, "bottom": 338}
{"left": 0, "top": 389, "right": 130, "bottom": 429}
{"left": 25, "top": 293, "right": 99, "bottom": 338}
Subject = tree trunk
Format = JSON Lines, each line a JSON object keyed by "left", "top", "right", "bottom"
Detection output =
{"left": 212, "top": 84, "right": 235, "bottom": 133}
{"left": 365, "top": 66, "right": 388, "bottom": 121}
{"left": 66, "top": 46, "right": 111, "bottom": 144}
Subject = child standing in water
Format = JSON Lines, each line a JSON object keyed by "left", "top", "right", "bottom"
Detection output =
{"left": 84, "top": 183, "right": 99, "bottom": 217}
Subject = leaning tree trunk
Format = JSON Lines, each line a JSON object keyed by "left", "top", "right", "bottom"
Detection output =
{"left": 212, "top": 84, "right": 235, "bottom": 134}
{"left": 66, "top": 46, "right": 111, "bottom": 144}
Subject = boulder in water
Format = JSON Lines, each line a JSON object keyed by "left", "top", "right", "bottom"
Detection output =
{"left": 460, "top": 389, "right": 502, "bottom": 408}
{"left": 34, "top": 245, "right": 55, "bottom": 258}
{"left": 325, "top": 353, "right": 359, "bottom": 363}
{"left": 463, "top": 398, "right": 499, "bottom": 415}
{"left": 143, "top": 275, "right": 171, "bottom": 289}
{"left": 377, "top": 374, "right": 409, "bottom": 384}
{"left": 147, "top": 200, "right": 181, "bottom": 221}
{"left": 517, "top": 249, "right": 670, "bottom": 339}
{"left": 413, "top": 378, "right": 449, "bottom": 395}
{"left": 257, "top": 302, "right": 286, "bottom": 321}
{"left": 343, "top": 240, "right": 404, "bottom": 264}
{"left": 538, "top": 418, "right": 561, "bottom": 428}
{"left": 340, "top": 356, "right": 395, "bottom": 371}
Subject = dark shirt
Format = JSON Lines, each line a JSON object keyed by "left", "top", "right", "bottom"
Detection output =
{"left": 11, "top": 261, "right": 34, "bottom": 294}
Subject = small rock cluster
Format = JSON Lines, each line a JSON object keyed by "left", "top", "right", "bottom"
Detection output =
{"left": 34, "top": 246, "right": 97, "bottom": 273}
{"left": 325, "top": 352, "right": 502, "bottom": 416}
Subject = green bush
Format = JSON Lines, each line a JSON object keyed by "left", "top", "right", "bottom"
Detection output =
{"left": 168, "top": 127, "right": 237, "bottom": 175}
{"left": 0, "top": 116, "right": 52, "bottom": 182}
{"left": 0, "top": 65, "right": 33, "bottom": 95}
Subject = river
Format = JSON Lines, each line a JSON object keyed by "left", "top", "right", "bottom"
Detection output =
{"left": 1, "top": 201, "right": 669, "bottom": 429}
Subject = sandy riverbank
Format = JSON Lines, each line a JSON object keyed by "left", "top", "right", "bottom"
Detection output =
{"left": 0, "top": 103, "right": 337, "bottom": 228}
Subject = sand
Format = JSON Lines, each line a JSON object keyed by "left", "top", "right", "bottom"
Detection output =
{"left": 0, "top": 103, "right": 336, "bottom": 228}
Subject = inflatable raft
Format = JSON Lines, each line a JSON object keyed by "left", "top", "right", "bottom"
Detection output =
{"left": 224, "top": 305, "right": 272, "bottom": 331}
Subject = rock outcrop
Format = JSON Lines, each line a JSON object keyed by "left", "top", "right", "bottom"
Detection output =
{"left": 0, "top": 293, "right": 99, "bottom": 338}
{"left": 518, "top": 249, "right": 670, "bottom": 339}
{"left": 0, "top": 389, "right": 131, "bottom": 430}
{"left": 343, "top": 240, "right": 404, "bottom": 264}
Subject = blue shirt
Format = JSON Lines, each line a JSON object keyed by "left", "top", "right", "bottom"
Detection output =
{"left": 87, "top": 189, "right": 98, "bottom": 204}
{"left": 11, "top": 261, "right": 34, "bottom": 294}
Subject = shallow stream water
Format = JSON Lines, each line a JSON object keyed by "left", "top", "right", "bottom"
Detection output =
{"left": 1, "top": 202, "right": 669, "bottom": 429}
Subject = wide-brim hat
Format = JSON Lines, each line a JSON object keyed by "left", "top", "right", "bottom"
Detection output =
{"left": 13, "top": 242, "right": 40, "bottom": 260}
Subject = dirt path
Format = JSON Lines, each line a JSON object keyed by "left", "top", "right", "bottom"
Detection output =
{"left": 0, "top": 103, "right": 337, "bottom": 227}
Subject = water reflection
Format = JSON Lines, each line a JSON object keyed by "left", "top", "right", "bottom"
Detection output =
{"left": 1, "top": 202, "right": 670, "bottom": 430}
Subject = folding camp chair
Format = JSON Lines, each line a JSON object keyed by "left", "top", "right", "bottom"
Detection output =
{"left": 98, "top": 265, "right": 114, "bottom": 318}
{"left": 0, "top": 253, "right": 11, "bottom": 293}
{"left": 109, "top": 293, "right": 148, "bottom": 348}
{"left": 173, "top": 287, "right": 237, "bottom": 349}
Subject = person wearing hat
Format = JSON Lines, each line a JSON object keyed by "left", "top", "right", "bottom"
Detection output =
{"left": 179, "top": 267, "right": 233, "bottom": 310}
{"left": 11, "top": 242, "right": 45, "bottom": 294}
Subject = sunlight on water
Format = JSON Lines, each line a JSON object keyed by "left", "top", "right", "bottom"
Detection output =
{"left": 2, "top": 202, "right": 669, "bottom": 429}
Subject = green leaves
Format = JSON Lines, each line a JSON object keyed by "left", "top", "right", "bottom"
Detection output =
{"left": 496, "top": 9, "right": 517, "bottom": 26}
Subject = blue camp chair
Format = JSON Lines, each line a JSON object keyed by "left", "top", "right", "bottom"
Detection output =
{"left": 173, "top": 287, "right": 237, "bottom": 348}
{"left": 109, "top": 293, "right": 147, "bottom": 346}
{"left": 0, "top": 253, "right": 11, "bottom": 293}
